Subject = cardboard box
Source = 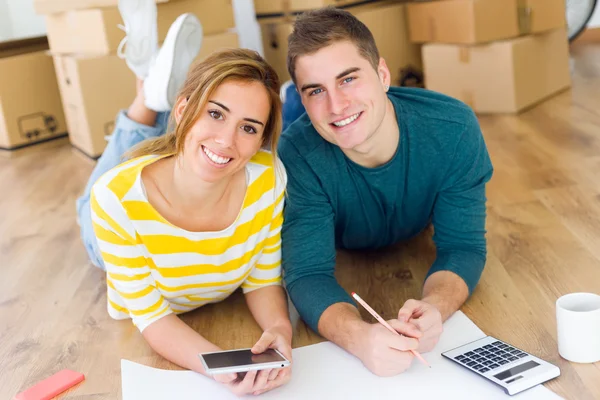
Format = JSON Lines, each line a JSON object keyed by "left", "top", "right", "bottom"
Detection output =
{"left": 194, "top": 31, "right": 239, "bottom": 62}
{"left": 260, "top": 22, "right": 294, "bottom": 82}
{"left": 353, "top": 2, "right": 422, "bottom": 86}
{"left": 407, "top": 0, "right": 520, "bottom": 44}
{"left": 260, "top": 2, "right": 422, "bottom": 85}
{"left": 34, "top": 0, "right": 170, "bottom": 15}
{"left": 46, "top": 0, "right": 235, "bottom": 55}
{"left": 0, "top": 44, "right": 67, "bottom": 150}
{"left": 52, "top": 31, "right": 238, "bottom": 158}
{"left": 254, "top": 0, "right": 364, "bottom": 17}
{"left": 518, "top": 0, "right": 566, "bottom": 35}
{"left": 407, "top": 0, "right": 566, "bottom": 44}
{"left": 53, "top": 54, "right": 136, "bottom": 158}
{"left": 422, "top": 28, "right": 571, "bottom": 113}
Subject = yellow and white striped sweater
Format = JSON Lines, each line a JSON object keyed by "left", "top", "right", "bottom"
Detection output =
{"left": 90, "top": 150, "right": 286, "bottom": 332}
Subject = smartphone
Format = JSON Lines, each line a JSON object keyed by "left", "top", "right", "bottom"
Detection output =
{"left": 198, "top": 348, "right": 290, "bottom": 375}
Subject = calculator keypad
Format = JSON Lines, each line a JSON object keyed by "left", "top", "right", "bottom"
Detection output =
{"left": 453, "top": 340, "right": 530, "bottom": 374}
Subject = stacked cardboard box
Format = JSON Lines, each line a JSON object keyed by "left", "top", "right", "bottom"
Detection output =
{"left": 407, "top": 0, "right": 570, "bottom": 113}
{"left": 0, "top": 38, "right": 67, "bottom": 150}
{"left": 258, "top": 1, "right": 422, "bottom": 86}
{"left": 254, "top": 0, "right": 368, "bottom": 18}
{"left": 36, "top": 0, "right": 239, "bottom": 158}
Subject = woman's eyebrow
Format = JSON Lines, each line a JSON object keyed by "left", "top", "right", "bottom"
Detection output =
{"left": 208, "top": 100, "right": 230, "bottom": 111}
{"left": 244, "top": 118, "right": 264, "bottom": 126}
{"left": 208, "top": 100, "right": 264, "bottom": 126}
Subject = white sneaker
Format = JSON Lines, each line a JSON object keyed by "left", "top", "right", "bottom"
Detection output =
{"left": 117, "top": 0, "right": 158, "bottom": 79}
{"left": 280, "top": 80, "right": 295, "bottom": 102}
{"left": 143, "top": 13, "right": 203, "bottom": 112}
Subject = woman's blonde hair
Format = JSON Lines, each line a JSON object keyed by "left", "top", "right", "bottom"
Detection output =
{"left": 126, "top": 48, "right": 282, "bottom": 160}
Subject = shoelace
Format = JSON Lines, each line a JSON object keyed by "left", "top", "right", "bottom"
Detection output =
{"left": 116, "top": 24, "right": 128, "bottom": 59}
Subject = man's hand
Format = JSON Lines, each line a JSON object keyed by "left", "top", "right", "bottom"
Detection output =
{"left": 397, "top": 299, "right": 443, "bottom": 353}
{"left": 354, "top": 319, "right": 421, "bottom": 377}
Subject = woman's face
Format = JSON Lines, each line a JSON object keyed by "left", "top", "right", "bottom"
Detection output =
{"left": 176, "top": 79, "right": 270, "bottom": 183}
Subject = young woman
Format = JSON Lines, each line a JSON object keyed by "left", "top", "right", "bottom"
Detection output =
{"left": 87, "top": 48, "right": 291, "bottom": 397}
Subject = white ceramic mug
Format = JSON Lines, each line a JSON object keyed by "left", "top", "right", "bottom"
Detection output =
{"left": 556, "top": 292, "right": 600, "bottom": 363}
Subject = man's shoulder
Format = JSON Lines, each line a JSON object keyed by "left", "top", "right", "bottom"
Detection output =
{"left": 391, "top": 87, "right": 476, "bottom": 127}
{"left": 279, "top": 113, "right": 327, "bottom": 161}
{"left": 392, "top": 87, "right": 483, "bottom": 157}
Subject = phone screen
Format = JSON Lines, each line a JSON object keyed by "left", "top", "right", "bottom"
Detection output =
{"left": 202, "top": 349, "right": 287, "bottom": 369}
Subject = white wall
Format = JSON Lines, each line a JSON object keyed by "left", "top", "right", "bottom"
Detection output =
{"left": 0, "top": 0, "right": 14, "bottom": 41}
{"left": 0, "top": 0, "right": 47, "bottom": 42}
{"left": 232, "top": 0, "right": 264, "bottom": 56}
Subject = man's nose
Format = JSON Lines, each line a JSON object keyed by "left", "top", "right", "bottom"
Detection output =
{"left": 328, "top": 88, "right": 350, "bottom": 115}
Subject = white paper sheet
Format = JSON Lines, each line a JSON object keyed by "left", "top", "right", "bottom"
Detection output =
{"left": 121, "top": 311, "right": 563, "bottom": 400}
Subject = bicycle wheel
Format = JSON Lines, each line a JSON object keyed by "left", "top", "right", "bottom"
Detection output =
{"left": 566, "top": 0, "right": 598, "bottom": 42}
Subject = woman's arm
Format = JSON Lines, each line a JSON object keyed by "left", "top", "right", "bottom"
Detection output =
{"left": 142, "top": 314, "right": 223, "bottom": 375}
{"left": 245, "top": 285, "right": 292, "bottom": 339}
{"left": 90, "top": 185, "right": 226, "bottom": 376}
{"left": 239, "top": 161, "right": 293, "bottom": 395}
{"left": 245, "top": 285, "right": 293, "bottom": 396}
{"left": 91, "top": 171, "right": 284, "bottom": 396}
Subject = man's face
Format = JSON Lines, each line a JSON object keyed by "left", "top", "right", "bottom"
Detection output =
{"left": 294, "top": 40, "right": 390, "bottom": 152}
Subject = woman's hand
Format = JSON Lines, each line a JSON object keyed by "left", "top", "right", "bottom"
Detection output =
{"left": 213, "top": 370, "right": 274, "bottom": 397}
{"left": 211, "top": 324, "right": 292, "bottom": 397}
{"left": 243, "top": 285, "right": 294, "bottom": 395}
{"left": 249, "top": 324, "right": 293, "bottom": 396}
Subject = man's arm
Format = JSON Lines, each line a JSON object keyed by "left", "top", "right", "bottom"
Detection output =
{"left": 397, "top": 109, "right": 494, "bottom": 353}
{"left": 279, "top": 137, "right": 354, "bottom": 333}
{"left": 426, "top": 108, "right": 493, "bottom": 310}
{"left": 392, "top": 107, "right": 493, "bottom": 356}
{"left": 279, "top": 136, "right": 421, "bottom": 377}
{"left": 422, "top": 270, "right": 469, "bottom": 321}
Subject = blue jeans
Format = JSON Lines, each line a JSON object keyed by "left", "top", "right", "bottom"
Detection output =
{"left": 281, "top": 81, "right": 305, "bottom": 132}
{"left": 76, "top": 110, "right": 170, "bottom": 269}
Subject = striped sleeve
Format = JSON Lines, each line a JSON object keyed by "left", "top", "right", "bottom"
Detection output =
{"left": 90, "top": 181, "right": 173, "bottom": 332}
{"left": 242, "top": 158, "right": 287, "bottom": 293}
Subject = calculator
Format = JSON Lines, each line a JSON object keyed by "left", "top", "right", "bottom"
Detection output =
{"left": 442, "top": 336, "right": 560, "bottom": 396}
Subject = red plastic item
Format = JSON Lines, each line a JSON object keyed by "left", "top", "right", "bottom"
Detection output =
{"left": 14, "top": 369, "right": 85, "bottom": 400}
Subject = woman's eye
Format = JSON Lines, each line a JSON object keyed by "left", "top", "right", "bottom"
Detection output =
{"left": 209, "top": 110, "right": 223, "bottom": 120}
{"left": 242, "top": 125, "right": 257, "bottom": 134}
{"left": 309, "top": 88, "right": 323, "bottom": 96}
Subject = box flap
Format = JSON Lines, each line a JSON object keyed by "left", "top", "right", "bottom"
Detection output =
{"left": 517, "top": 0, "right": 566, "bottom": 34}
{"left": 0, "top": 37, "right": 49, "bottom": 59}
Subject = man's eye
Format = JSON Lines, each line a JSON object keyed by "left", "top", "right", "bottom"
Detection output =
{"left": 209, "top": 110, "right": 223, "bottom": 119}
{"left": 242, "top": 125, "right": 257, "bottom": 134}
{"left": 310, "top": 88, "right": 323, "bottom": 96}
{"left": 343, "top": 77, "right": 354, "bottom": 84}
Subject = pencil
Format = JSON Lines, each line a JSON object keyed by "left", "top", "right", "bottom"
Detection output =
{"left": 351, "top": 292, "right": 431, "bottom": 368}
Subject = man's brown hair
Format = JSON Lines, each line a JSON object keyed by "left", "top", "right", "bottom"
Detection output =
{"left": 286, "top": 6, "right": 380, "bottom": 82}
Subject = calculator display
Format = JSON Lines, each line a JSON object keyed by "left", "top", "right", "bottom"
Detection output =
{"left": 493, "top": 360, "right": 540, "bottom": 381}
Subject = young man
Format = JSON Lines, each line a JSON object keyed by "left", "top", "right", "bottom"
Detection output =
{"left": 278, "top": 7, "right": 493, "bottom": 377}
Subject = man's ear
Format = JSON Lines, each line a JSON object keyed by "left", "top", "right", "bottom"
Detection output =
{"left": 377, "top": 57, "right": 392, "bottom": 90}
{"left": 173, "top": 97, "right": 188, "bottom": 124}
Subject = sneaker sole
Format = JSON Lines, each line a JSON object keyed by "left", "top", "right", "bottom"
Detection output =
{"left": 166, "top": 14, "right": 204, "bottom": 106}
{"left": 118, "top": 0, "right": 158, "bottom": 73}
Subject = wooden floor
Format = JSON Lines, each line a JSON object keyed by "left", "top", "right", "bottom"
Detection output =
{"left": 2, "top": 42, "right": 600, "bottom": 400}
